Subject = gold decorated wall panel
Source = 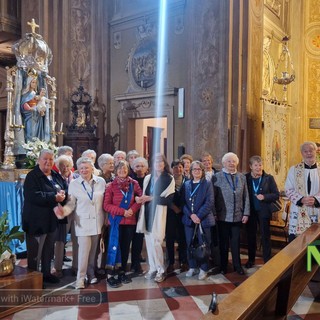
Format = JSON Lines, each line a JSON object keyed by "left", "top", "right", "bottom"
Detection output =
{"left": 304, "top": 0, "right": 320, "bottom": 144}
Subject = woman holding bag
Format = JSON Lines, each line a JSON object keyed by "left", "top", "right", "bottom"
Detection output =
{"left": 181, "top": 160, "right": 215, "bottom": 280}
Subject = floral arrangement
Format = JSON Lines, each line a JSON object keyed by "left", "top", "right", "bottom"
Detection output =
{"left": 22, "top": 138, "right": 58, "bottom": 168}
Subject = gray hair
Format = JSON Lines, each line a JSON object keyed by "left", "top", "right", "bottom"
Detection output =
{"left": 113, "top": 150, "right": 126, "bottom": 159}
{"left": 221, "top": 152, "right": 239, "bottom": 165}
{"left": 300, "top": 141, "right": 317, "bottom": 152}
{"left": 133, "top": 157, "right": 149, "bottom": 170}
{"left": 126, "top": 150, "right": 140, "bottom": 161}
{"left": 55, "top": 155, "right": 74, "bottom": 169}
{"left": 190, "top": 160, "right": 205, "bottom": 179}
{"left": 82, "top": 149, "right": 97, "bottom": 159}
{"left": 57, "top": 145, "right": 73, "bottom": 157}
{"left": 97, "top": 153, "right": 114, "bottom": 170}
{"left": 249, "top": 155, "right": 263, "bottom": 165}
{"left": 76, "top": 156, "right": 94, "bottom": 169}
{"left": 115, "top": 160, "right": 130, "bottom": 175}
{"left": 39, "top": 149, "right": 54, "bottom": 158}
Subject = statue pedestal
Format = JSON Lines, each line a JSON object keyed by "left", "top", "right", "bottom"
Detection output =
{"left": 0, "top": 169, "right": 31, "bottom": 182}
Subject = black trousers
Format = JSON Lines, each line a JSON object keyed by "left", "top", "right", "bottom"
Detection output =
{"left": 246, "top": 211, "right": 271, "bottom": 263}
{"left": 210, "top": 224, "right": 221, "bottom": 268}
{"left": 131, "top": 232, "right": 144, "bottom": 268}
{"left": 118, "top": 225, "right": 136, "bottom": 272}
{"left": 218, "top": 221, "right": 242, "bottom": 271}
{"left": 165, "top": 210, "right": 187, "bottom": 265}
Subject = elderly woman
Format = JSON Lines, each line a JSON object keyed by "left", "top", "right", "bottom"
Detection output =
{"left": 23, "top": 149, "right": 67, "bottom": 284}
{"left": 126, "top": 149, "right": 140, "bottom": 177}
{"left": 245, "top": 156, "right": 279, "bottom": 267}
{"left": 136, "top": 153, "right": 175, "bottom": 283}
{"left": 166, "top": 159, "right": 188, "bottom": 274}
{"left": 213, "top": 152, "right": 250, "bottom": 275}
{"left": 96, "top": 153, "right": 115, "bottom": 274}
{"left": 181, "top": 161, "right": 215, "bottom": 280}
{"left": 54, "top": 157, "right": 106, "bottom": 289}
{"left": 113, "top": 150, "right": 126, "bottom": 167}
{"left": 82, "top": 149, "right": 101, "bottom": 176}
{"left": 53, "top": 155, "right": 78, "bottom": 277}
{"left": 180, "top": 154, "right": 193, "bottom": 179}
{"left": 103, "top": 160, "right": 142, "bottom": 287}
{"left": 130, "top": 156, "right": 149, "bottom": 274}
{"left": 98, "top": 153, "right": 115, "bottom": 184}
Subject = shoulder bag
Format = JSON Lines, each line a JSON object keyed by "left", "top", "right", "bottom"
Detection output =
{"left": 188, "top": 223, "right": 210, "bottom": 262}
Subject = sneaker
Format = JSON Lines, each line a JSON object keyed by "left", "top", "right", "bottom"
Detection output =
{"left": 154, "top": 272, "right": 165, "bottom": 283}
{"left": 118, "top": 273, "right": 132, "bottom": 284}
{"left": 198, "top": 269, "right": 207, "bottom": 280}
{"left": 186, "top": 268, "right": 198, "bottom": 277}
{"left": 89, "top": 277, "right": 98, "bottom": 284}
{"left": 107, "top": 276, "right": 122, "bottom": 288}
{"left": 63, "top": 256, "right": 72, "bottom": 262}
{"left": 145, "top": 271, "right": 157, "bottom": 280}
{"left": 75, "top": 279, "right": 85, "bottom": 289}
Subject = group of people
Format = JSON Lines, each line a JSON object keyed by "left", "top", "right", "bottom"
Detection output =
{"left": 22, "top": 141, "right": 320, "bottom": 289}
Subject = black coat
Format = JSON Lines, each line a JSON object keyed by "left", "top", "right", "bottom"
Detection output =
{"left": 245, "top": 171, "right": 280, "bottom": 219}
{"left": 22, "top": 165, "right": 68, "bottom": 235}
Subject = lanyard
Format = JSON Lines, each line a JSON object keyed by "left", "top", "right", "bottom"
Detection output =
{"left": 81, "top": 180, "right": 94, "bottom": 203}
{"left": 189, "top": 182, "right": 201, "bottom": 201}
{"left": 120, "top": 190, "right": 129, "bottom": 203}
{"left": 252, "top": 177, "right": 262, "bottom": 195}
{"left": 224, "top": 172, "right": 238, "bottom": 193}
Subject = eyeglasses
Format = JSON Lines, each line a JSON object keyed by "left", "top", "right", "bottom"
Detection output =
{"left": 192, "top": 168, "right": 202, "bottom": 172}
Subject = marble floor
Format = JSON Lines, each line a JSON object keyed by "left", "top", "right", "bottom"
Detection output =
{"left": 2, "top": 243, "right": 320, "bottom": 320}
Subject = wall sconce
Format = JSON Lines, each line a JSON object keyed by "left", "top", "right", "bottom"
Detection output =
{"left": 273, "top": 36, "right": 295, "bottom": 102}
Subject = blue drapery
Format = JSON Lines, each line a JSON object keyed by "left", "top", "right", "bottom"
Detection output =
{"left": 0, "top": 181, "right": 26, "bottom": 253}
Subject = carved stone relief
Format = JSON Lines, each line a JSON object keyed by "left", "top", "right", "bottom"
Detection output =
{"left": 262, "top": 36, "right": 275, "bottom": 97}
{"left": 126, "top": 37, "right": 157, "bottom": 91}
{"left": 265, "top": 0, "right": 282, "bottom": 18}
{"left": 191, "top": 2, "right": 223, "bottom": 159}
{"left": 70, "top": 0, "right": 91, "bottom": 87}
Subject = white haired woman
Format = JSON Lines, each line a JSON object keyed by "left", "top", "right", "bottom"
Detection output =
{"left": 54, "top": 157, "right": 106, "bottom": 289}
{"left": 213, "top": 152, "right": 250, "bottom": 275}
{"left": 53, "top": 155, "right": 78, "bottom": 278}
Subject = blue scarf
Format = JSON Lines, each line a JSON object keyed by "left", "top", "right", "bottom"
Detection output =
{"left": 106, "top": 183, "right": 133, "bottom": 267}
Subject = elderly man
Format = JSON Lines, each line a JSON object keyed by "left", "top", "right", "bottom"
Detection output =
{"left": 22, "top": 149, "right": 67, "bottom": 283}
{"left": 285, "top": 141, "right": 320, "bottom": 242}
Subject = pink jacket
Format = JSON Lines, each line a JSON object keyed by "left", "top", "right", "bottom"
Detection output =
{"left": 103, "top": 178, "right": 142, "bottom": 225}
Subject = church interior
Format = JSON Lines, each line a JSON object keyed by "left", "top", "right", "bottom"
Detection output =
{"left": 0, "top": 0, "right": 320, "bottom": 319}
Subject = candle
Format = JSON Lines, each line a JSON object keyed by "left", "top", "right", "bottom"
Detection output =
{"left": 60, "top": 122, "right": 63, "bottom": 132}
{"left": 13, "top": 115, "right": 16, "bottom": 124}
{"left": 54, "top": 121, "right": 56, "bottom": 130}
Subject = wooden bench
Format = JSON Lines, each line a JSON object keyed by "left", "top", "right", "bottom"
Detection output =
{"left": 203, "top": 224, "right": 320, "bottom": 320}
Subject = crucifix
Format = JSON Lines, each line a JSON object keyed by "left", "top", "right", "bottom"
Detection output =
{"left": 27, "top": 18, "right": 40, "bottom": 34}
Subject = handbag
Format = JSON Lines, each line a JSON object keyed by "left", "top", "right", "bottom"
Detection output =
{"left": 270, "top": 199, "right": 282, "bottom": 213}
{"left": 188, "top": 223, "right": 210, "bottom": 262}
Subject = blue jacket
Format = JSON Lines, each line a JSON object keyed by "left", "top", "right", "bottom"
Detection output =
{"left": 181, "top": 178, "right": 215, "bottom": 227}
